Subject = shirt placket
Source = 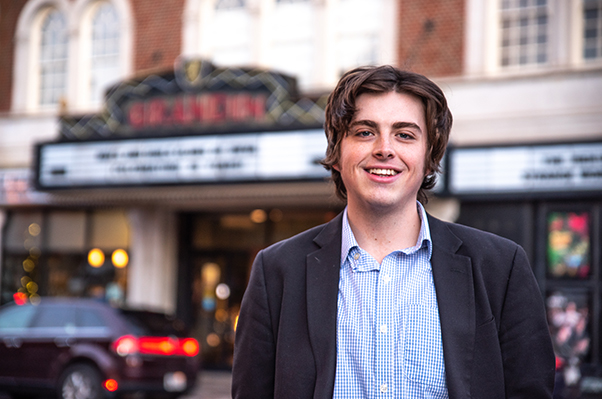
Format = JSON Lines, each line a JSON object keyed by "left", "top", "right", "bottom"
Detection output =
{"left": 375, "top": 256, "right": 395, "bottom": 397}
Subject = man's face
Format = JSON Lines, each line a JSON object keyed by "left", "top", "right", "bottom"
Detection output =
{"left": 334, "top": 91, "right": 429, "bottom": 213}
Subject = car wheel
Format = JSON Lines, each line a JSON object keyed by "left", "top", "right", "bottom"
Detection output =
{"left": 58, "top": 364, "right": 103, "bottom": 399}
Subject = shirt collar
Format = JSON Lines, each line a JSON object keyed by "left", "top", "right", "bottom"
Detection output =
{"left": 340, "top": 201, "right": 433, "bottom": 267}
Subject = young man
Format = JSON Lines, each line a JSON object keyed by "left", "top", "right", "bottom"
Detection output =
{"left": 232, "top": 66, "right": 555, "bottom": 398}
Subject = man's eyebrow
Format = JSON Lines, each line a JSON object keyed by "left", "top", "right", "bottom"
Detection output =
{"left": 349, "top": 120, "right": 378, "bottom": 129}
{"left": 350, "top": 120, "right": 422, "bottom": 133}
{"left": 392, "top": 121, "right": 422, "bottom": 132}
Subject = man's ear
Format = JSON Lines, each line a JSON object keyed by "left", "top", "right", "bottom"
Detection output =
{"left": 333, "top": 163, "right": 340, "bottom": 172}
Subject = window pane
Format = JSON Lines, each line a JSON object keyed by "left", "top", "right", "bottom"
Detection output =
{"left": 498, "top": 0, "right": 549, "bottom": 68}
{"left": 335, "top": 0, "right": 383, "bottom": 76}
{"left": 90, "top": 3, "right": 120, "bottom": 104}
{"left": 583, "top": 0, "right": 602, "bottom": 60}
{"left": 215, "top": 0, "right": 245, "bottom": 9}
{"left": 547, "top": 212, "right": 590, "bottom": 279}
{"left": 78, "top": 309, "right": 106, "bottom": 327}
{"left": 32, "top": 306, "right": 76, "bottom": 328}
{"left": 0, "top": 305, "right": 37, "bottom": 329}
{"left": 40, "top": 10, "right": 68, "bottom": 106}
{"left": 212, "top": 6, "right": 252, "bottom": 66}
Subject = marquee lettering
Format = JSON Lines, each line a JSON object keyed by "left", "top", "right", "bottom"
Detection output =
{"left": 126, "top": 92, "right": 267, "bottom": 129}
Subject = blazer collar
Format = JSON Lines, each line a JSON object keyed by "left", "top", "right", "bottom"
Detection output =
{"left": 428, "top": 215, "right": 475, "bottom": 399}
{"left": 306, "top": 213, "right": 343, "bottom": 399}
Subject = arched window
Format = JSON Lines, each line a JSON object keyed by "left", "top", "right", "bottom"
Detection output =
{"left": 39, "top": 9, "right": 68, "bottom": 106}
{"left": 90, "top": 2, "right": 120, "bottom": 104}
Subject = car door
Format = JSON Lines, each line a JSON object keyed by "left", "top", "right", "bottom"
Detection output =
{"left": 0, "top": 304, "right": 37, "bottom": 386}
{"left": 20, "top": 304, "right": 77, "bottom": 388}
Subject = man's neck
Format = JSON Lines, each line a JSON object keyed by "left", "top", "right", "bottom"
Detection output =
{"left": 346, "top": 200, "right": 422, "bottom": 264}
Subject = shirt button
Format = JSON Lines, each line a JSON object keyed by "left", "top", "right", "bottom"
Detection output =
{"left": 382, "top": 274, "right": 391, "bottom": 283}
{"left": 353, "top": 253, "right": 360, "bottom": 260}
{"left": 380, "top": 383, "right": 388, "bottom": 393}
{"left": 380, "top": 324, "right": 387, "bottom": 334}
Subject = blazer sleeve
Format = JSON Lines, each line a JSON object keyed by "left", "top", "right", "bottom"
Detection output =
{"left": 231, "top": 250, "right": 276, "bottom": 399}
{"left": 498, "top": 245, "right": 556, "bottom": 399}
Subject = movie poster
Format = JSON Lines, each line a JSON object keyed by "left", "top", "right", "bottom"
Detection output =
{"left": 547, "top": 212, "right": 590, "bottom": 279}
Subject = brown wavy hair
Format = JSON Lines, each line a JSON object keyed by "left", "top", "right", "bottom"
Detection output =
{"left": 321, "top": 65, "right": 453, "bottom": 204}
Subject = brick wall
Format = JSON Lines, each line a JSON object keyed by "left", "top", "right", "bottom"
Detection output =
{"left": 131, "top": 0, "right": 185, "bottom": 74}
{"left": 0, "top": 1, "right": 27, "bottom": 112}
{"left": 397, "top": 0, "right": 465, "bottom": 78}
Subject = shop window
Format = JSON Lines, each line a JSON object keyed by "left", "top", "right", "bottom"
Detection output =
{"left": 1, "top": 209, "right": 130, "bottom": 306}
{"left": 547, "top": 211, "right": 591, "bottom": 279}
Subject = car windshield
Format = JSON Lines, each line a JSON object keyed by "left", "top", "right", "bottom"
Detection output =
{"left": 118, "top": 309, "right": 188, "bottom": 337}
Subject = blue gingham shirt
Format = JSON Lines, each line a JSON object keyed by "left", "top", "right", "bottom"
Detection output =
{"left": 333, "top": 203, "right": 448, "bottom": 398}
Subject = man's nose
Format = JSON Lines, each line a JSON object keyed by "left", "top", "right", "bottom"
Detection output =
{"left": 373, "top": 135, "right": 394, "bottom": 159}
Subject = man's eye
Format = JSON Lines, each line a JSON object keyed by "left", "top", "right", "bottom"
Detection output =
{"left": 358, "top": 130, "right": 372, "bottom": 137}
{"left": 397, "top": 133, "right": 413, "bottom": 139}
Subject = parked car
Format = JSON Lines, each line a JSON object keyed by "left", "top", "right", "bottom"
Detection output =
{"left": 0, "top": 297, "right": 201, "bottom": 399}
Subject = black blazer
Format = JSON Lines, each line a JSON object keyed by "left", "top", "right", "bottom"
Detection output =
{"left": 232, "top": 213, "right": 555, "bottom": 399}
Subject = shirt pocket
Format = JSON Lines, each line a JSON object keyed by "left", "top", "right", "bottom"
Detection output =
{"left": 402, "top": 304, "right": 447, "bottom": 388}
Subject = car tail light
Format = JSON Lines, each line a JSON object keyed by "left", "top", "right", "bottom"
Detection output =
{"left": 104, "top": 379, "right": 118, "bottom": 392}
{"left": 112, "top": 335, "right": 199, "bottom": 357}
{"left": 113, "top": 335, "right": 139, "bottom": 356}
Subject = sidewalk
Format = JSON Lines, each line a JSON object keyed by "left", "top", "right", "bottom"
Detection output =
{"left": 183, "top": 370, "right": 232, "bottom": 399}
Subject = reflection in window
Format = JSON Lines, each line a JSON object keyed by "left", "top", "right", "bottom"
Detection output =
{"left": 40, "top": 10, "right": 68, "bottom": 106}
{"left": 499, "top": 0, "right": 549, "bottom": 67}
{"left": 0, "top": 306, "right": 36, "bottom": 329}
{"left": 546, "top": 291, "right": 591, "bottom": 389}
{"left": 32, "top": 306, "right": 76, "bottom": 328}
{"left": 91, "top": 2, "right": 120, "bottom": 104}
{"left": 583, "top": 0, "right": 602, "bottom": 60}
{"left": 547, "top": 212, "right": 590, "bottom": 279}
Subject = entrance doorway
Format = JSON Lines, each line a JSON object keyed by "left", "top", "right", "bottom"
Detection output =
{"left": 177, "top": 208, "right": 340, "bottom": 369}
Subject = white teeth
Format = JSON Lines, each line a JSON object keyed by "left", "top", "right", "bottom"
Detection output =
{"left": 368, "top": 168, "right": 398, "bottom": 176}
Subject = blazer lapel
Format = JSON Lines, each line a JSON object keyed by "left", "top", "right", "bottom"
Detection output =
{"left": 306, "top": 213, "right": 343, "bottom": 399}
{"left": 428, "top": 215, "right": 475, "bottom": 399}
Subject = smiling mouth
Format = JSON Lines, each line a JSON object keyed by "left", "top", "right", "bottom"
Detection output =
{"left": 367, "top": 168, "right": 399, "bottom": 176}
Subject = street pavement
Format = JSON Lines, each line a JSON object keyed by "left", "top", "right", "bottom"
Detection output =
{"left": 0, "top": 371, "right": 232, "bottom": 399}
{"left": 183, "top": 370, "right": 232, "bottom": 399}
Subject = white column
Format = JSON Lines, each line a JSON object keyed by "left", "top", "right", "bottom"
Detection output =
{"left": 126, "top": 208, "right": 178, "bottom": 315}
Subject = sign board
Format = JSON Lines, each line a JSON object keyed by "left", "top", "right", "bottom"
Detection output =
{"left": 36, "top": 129, "right": 329, "bottom": 189}
{"left": 449, "top": 142, "right": 602, "bottom": 195}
